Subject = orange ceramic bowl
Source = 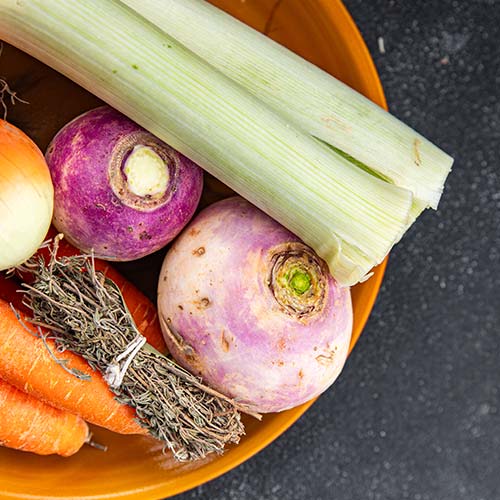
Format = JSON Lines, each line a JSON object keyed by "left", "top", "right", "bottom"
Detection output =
{"left": 0, "top": 0, "right": 388, "bottom": 498}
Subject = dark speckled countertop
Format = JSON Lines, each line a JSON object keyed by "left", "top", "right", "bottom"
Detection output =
{"left": 174, "top": 1, "right": 500, "bottom": 499}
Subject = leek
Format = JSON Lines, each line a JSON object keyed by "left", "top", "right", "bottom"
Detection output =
{"left": 122, "top": 0, "right": 453, "bottom": 212}
{"left": 0, "top": 0, "right": 412, "bottom": 286}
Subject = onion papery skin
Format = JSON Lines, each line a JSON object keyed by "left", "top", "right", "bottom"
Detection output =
{"left": 0, "top": 119, "right": 54, "bottom": 270}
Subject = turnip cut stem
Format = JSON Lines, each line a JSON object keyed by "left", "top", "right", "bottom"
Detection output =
{"left": 121, "top": 145, "right": 169, "bottom": 199}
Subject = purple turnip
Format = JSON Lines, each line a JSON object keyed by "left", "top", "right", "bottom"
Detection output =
{"left": 157, "top": 196, "right": 353, "bottom": 413}
{"left": 45, "top": 106, "right": 203, "bottom": 261}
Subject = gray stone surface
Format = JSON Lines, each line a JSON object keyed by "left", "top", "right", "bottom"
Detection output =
{"left": 173, "top": 0, "right": 500, "bottom": 498}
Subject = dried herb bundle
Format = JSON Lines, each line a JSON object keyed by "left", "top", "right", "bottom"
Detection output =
{"left": 21, "top": 241, "right": 256, "bottom": 461}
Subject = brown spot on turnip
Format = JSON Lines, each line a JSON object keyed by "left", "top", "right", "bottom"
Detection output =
{"left": 183, "top": 349, "right": 203, "bottom": 374}
{"left": 160, "top": 312, "right": 202, "bottom": 370}
{"left": 221, "top": 330, "right": 230, "bottom": 352}
{"left": 192, "top": 246, "right": 205, "bottom": 256}
{"left": 298, "top": 369, "right": 304, "bottom": 379}
{"left": 316, "top": 350, "right": 336, "bottom": 366}
{"left": 160, "top": 313, "right": 184, "bottom": 346}
{"left": 277, "top": 360, "right": 284, "bottom": 367}
{"left": 277, "top": 338, "right": 287, "bottom": 351}
{"left": 194, "top": 297, "right": 211, "bottom": 309}
{"left": 139, "top": 231, "right": 152, "bottom": 240}
{"left": 127, "top": 226, "right": 133, "bottom": 233}
{"left": 189, "top": 227, "right": 200, "bottom": 237}
{"left": 178, "top": 305, "right": 183, "bottom": 310}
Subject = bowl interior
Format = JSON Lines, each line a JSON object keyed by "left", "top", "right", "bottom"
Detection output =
{"left": 0, "top": 1, "right": 387, "bottom": 498}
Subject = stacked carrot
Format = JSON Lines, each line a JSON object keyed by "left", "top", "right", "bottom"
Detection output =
{"left": 0, "top": 234, "right": 166, "bottom": 457}
{"left": 0, "top": 379, "right": 89, "bottom": 457}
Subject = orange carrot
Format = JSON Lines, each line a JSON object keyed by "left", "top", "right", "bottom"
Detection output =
{"left": 0, "top": 293, "right": 147, "bottom": 436}
{"left": 0, "top": 378, "right": 89, "bottom": 457}
{"left": 24, "top": 226, "right": 166, "bottom": 353}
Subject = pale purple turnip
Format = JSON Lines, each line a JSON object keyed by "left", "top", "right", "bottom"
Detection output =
{"left": 157, "top": 196, "right": 353, "bottom": 413}
{"left": 45, "top": 106, "right": 203, "bottom": 261}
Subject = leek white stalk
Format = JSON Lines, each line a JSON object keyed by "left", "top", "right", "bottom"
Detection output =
{"left": 0, "top": 0, "right": 412, "bottom": 285}
{"left": 123, "top": 0, "right": 453, "bottom": 212}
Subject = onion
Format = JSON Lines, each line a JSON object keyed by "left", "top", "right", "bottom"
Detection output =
{"left": 45, "top": 106, "right": 203, "bottom": 261}
{"left": 158, "top": 197, "right": 353, "bottom": 413}
{"left": 0, "top": 119, "right": 53, "bottom": 270}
